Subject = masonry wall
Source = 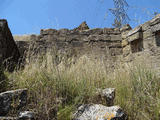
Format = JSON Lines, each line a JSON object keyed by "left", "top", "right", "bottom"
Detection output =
{"left": 15, "top": 27, "right": 123, "bottom": 60}
{"left": 121, "top": 14, "right": 160, "bottom": 57}
{"left": 14, "top": 14, "right": 160, "bottom": 60}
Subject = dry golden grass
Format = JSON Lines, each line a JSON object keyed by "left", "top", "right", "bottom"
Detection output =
{"left": 4, "top": 49, "right": 160, "bottom": 120}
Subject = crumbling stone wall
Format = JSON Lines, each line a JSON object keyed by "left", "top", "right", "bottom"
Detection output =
{"left": 15, "top": 22, "right": 123, "bottom": 60}
{"left": 121, "top": 14, "right": 160, "bottom": 57}
{"left": 14, "top": 14, "right": 160, "bottom": 60}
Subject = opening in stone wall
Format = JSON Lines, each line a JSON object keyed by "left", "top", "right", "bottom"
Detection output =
{"left": 130, "top": 39, "right": 143, "bottom": 53}
{"left": 155, "top": 31, "right": 160, "bottom": 46}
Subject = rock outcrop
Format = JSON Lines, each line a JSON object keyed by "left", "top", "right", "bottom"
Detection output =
{"left": 0, "top": 19, "right": 20, "bottom": 71}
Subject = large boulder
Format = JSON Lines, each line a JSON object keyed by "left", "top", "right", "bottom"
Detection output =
{"left": 0, "top": 19, "right": 20, "bottom": 71}
{"left": 72, "top": 104, "right": 127, "bottom": 120}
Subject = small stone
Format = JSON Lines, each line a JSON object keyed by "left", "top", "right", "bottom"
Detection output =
{"left": 18, "top": 111, "right": 35, "bottom": 120}
{"left": 96, "top": 88, "right": 115, "bottom": 106}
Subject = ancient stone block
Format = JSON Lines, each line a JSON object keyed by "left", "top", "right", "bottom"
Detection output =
{"left": 122, "top": 39, "right": 129, "bottom": 47}
{"left": 128, "top": 32, "right": 143, "bottom": 42}
{"left": 143, "top": 37, "right": 156, "bottom": 50}
{"left": 0, "top": 19, "right": 20, "bottom": 71}
{"left": 88, "top": 35, "right": 111, "bottom": 41}
{"left": 110, "top": 35, "right": 122, "bottom": 41}
{"left": 150, "top": 23, "right": 160, "bottom": 33}
{"left": 123, "top": 45, "right": 131, "bottom": 57}
{"left": 150, "top": 14, "right": 160, "bottom": 26}
{"left": 103, "top": 28, "right": 120, "bottom": 34}
{"left": 143, "top": 29, "right": 153, "bottom": 39}
{"left": 58, "top": 29, "right": 69, "bottom": 34}
{"left": 141, "top": 21, "right": 151, "bottom": 31}
{"left": 84, "top": 28, "right": 103, "bottom": 35}
{"left": 40, "top": 29, "right": 58, "bottom": 35}
{"left": 127, "top": 26, "right": 142, "bottom": 37}
{"left": 121, "top": 31, "right": 129, "bottom": 39}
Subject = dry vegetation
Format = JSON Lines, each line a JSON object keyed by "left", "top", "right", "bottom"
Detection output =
{"left": 3, "top": 48, "right": 160, "bottom": 120}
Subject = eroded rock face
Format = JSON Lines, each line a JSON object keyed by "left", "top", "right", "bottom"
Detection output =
{"left": 72, "top": 104, "right": 127, "bottom": 120}
{"left": 0, "top": 89, "right": 27, "bottom": 116}
{"left": 0, "top": 19, "right": 20, "bottom": 71}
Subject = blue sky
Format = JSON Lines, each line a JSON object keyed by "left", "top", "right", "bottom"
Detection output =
{"left": 0, "top": 0, "right": 160, "bottom": 35}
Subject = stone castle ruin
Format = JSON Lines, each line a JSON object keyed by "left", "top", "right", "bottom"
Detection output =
{"left": 13, "top": 14, "right": 160, "bottom": 62}
{"left": 15, "top": 22, "right": 122, "bottom": 58}
{"left": 122, "top": 14, "right": 160, "bottom": 57}
{"left": 1, "top": 12, "right": 160, "bottom": 120}
{"left": 1, "top": 14, "right": 160, "bottom": 71}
